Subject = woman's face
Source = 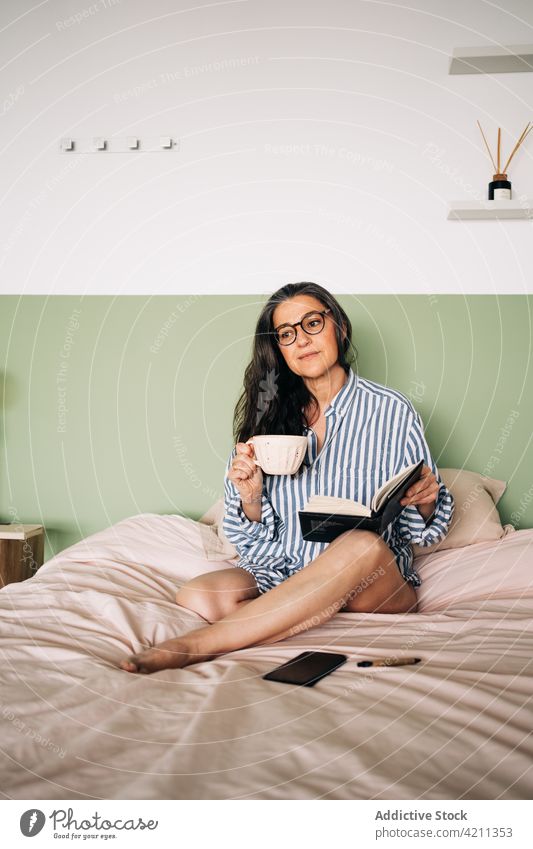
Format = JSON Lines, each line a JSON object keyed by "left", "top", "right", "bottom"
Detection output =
{"left": 272, "top": 295, "right": 345, "bottom": 378}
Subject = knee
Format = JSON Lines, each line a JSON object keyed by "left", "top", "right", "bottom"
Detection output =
{"left": 175, "top": 584, "right": 218, "bottom": 623}
{"left": 330, "top": 529, "right": 385, "bottom": 567}
{"left": 334, "top": 528, "right": 380, "bottom": 548}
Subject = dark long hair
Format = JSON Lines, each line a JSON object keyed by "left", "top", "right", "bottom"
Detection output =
{"left": 232, "top": 282, "right": 357, "bottom": 446}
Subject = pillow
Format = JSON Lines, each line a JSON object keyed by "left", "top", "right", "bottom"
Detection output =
{"left": 414, "top": 527, "right": 532, "bottom": 612}
{"left": 197, "top": 498, "right": 239, "bottom": 561}
{"left": 411, "top": 468, "right": 511, "bottom": 558}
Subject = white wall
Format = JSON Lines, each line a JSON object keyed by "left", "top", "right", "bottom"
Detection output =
{"left": 1, "top": 0, "right": 532, "bottom": 295}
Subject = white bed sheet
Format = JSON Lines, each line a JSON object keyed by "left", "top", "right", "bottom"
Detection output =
{"left": 0, "top": 513, "right": 532, "bottom": 800}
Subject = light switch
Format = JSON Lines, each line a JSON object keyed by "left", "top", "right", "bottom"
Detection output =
{"left": 60, "top": 138, "right": 74, "bottom": 151}
{"left": 160, "top": 136, "right": 172, "bottom": 148}
{"left": 93, "top": 137, "right": 106, "bottom": 150}
{"left": 127, "top": 137, "right": 139, "bottom": 149}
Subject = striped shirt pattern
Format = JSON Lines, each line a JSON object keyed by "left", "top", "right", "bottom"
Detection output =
{"left": 223, "top": 368, "right": 455, "bottom": 595}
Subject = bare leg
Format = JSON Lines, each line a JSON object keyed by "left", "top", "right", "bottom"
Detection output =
{"left": 119, "top": 530, "right": 409, "bottom": 673}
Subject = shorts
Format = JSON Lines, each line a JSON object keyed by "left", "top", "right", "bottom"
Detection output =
{"left": 233, "top": 560, "right": 303, "bottom": 595}
{"left": 235, "top": 549, "right": 421, "bottom": 595}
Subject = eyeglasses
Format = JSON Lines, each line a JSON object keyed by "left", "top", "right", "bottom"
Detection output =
{"left": 273, "top": 308, "right": 331, "bottom": 346}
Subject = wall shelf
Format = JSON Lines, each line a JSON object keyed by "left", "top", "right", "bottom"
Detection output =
{"left": 448, "top": 200, "right": 533, "bottom": 220}
{"left": 449, "top": 44, "right": 533, "bottom": 74}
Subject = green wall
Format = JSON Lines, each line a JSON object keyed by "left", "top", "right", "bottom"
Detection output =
{"left": 1, "top": 295, "right": 532, "bottom": 562}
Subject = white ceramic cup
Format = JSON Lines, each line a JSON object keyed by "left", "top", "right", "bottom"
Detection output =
{"left": 245, "top": 435, "right": 308, "bottom": 475}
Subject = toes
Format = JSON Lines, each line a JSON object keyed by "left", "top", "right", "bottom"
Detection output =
{"left": 119, "top": 643, "right": 189, "bottom": 674}
{"left": 120, "top": 652, "right": 159, "bottom": 674}
{"left": 120, "top": 657, "right": 141, "bottom": 673}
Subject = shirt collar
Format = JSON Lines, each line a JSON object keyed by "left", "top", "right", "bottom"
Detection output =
{"left": 324, "top": 367, "right": 357, "bottom": 418}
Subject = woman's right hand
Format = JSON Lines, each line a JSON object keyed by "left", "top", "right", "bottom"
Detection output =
{"left": 227, "top": 442, "right": 263, "bottom": 504}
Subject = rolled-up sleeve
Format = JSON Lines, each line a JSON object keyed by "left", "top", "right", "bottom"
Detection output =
{"left": 395, "top": 408, "right": 455, "bottom": 548}
{"left": 222, "top": 448, "right": 281, "bottom": 545}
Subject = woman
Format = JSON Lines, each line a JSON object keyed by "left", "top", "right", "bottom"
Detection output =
{"left": 120, "top": 282, "right": 454, "bottom": 674}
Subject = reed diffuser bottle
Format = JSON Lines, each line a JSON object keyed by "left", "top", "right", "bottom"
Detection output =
{"left": 489, "top": 173, "right": 511, "bottom": 200}
{"left": 477, "top": 121, "right": 532, "bottom": 200}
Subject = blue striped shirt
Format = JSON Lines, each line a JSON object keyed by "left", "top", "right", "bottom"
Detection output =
{"left": 223, "top": 368, "right": 455, "bottom": 595}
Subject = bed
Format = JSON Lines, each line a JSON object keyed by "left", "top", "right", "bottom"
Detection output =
{"left": 1, "top": 469, "right": 532, "bottom": 800}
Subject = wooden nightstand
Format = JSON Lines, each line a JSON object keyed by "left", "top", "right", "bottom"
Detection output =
{"left": 0, "top": 524, "right": 44, "bottom": 587}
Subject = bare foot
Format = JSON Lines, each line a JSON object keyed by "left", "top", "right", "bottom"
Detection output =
{"left": 119, "top": 637, "right": 211, "bottom": 674}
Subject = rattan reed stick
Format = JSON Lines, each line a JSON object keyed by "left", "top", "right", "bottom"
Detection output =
{"left": 477, "top": 120, "right": 498, "bottom": 172}
{"left": 477, "top": 121, "right": 532, "bottom": 179}
{"left": 501, "top": 122, "right": 533, "bottom": 174}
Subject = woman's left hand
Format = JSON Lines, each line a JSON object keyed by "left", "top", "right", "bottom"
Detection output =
{"left": 400, "top": 464, "right": 439, "bottom": 520}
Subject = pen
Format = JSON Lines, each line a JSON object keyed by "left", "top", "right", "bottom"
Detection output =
{"left": 357, "top": 657, "right": 421, "bottom": 668}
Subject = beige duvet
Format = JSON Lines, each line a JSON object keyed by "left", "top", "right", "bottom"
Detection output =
{"left": 0, "top": 513, "right": 532, "bottom": 799}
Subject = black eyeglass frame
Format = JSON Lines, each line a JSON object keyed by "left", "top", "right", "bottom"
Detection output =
{"left": 273, "top": 308, "right": 332, "bottom": 346}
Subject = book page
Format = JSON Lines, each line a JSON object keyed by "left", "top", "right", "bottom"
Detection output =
{"left": 300, "top": 496, "right": 370, "bottom": 517}
{"left": 300, "top": 460, "right": 422, "bottom": 517}
{"left": 371, "top": 461, "right": 421, "bottom": 512}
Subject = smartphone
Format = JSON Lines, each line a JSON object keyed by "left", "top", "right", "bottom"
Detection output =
{"left": 262, "top": 650, "right": 348, "bottom": 687}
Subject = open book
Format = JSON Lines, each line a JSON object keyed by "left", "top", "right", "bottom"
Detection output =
{"left": 298, "top": 459, "right": 424, "bottom": 542}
